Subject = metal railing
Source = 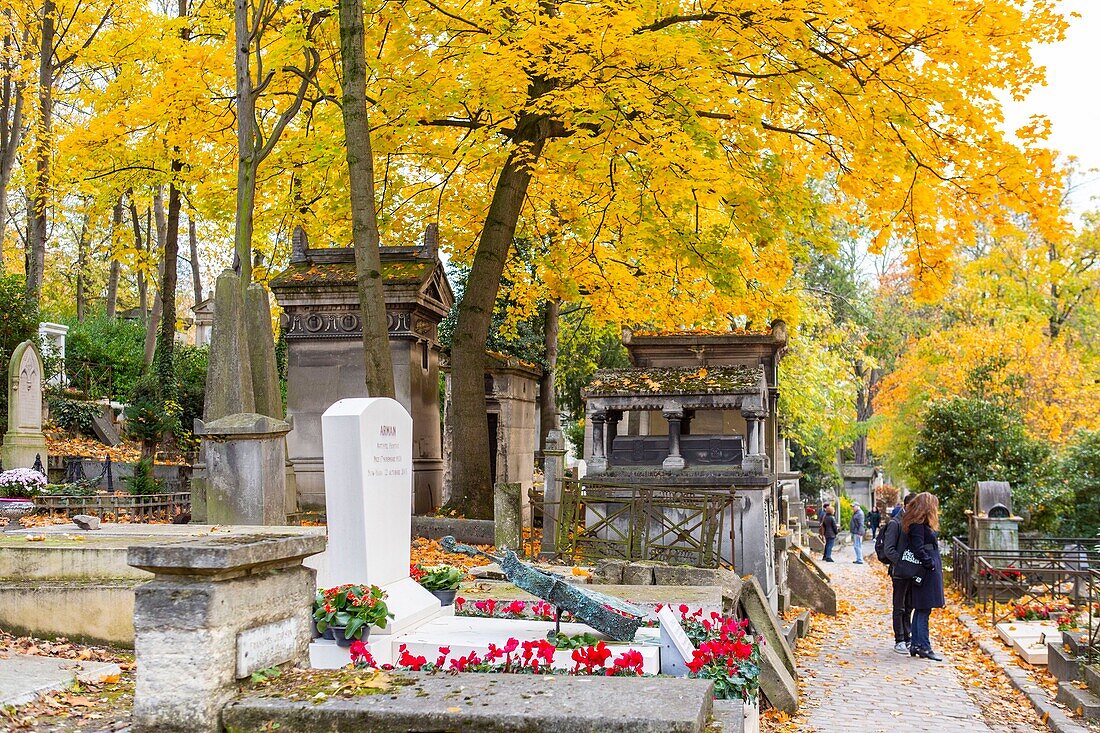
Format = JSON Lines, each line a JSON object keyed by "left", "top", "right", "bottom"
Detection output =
{"left": 554, "top": 477, "right": 737, "bottom": 568}
{"left": 951, "top": 536, "right": 1100, "bottom": 662}
{"left": 951, "top": 536, "right": 1100, "bottom": 602}
{"left": 35, "top": 492, "right": 191, "bottom": 521}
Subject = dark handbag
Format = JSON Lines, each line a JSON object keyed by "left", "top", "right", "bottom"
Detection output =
{"left": 892, "top": 535, "right": 925, "bottom": 584}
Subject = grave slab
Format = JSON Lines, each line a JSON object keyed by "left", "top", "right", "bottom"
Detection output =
{"left": 223, "top": 671, "right": 715, "bottom": 733}
{"left": 310, "top": 615, "right": 663, "bottom": 674}
{"left": 994, "top": 621, "right": 1060, "bottom": 647}
{"left": 456, "top": 581, "right": 725, "bottom": 618}
{"left": 0, "top": 654, "right": 121, "bottom": 708}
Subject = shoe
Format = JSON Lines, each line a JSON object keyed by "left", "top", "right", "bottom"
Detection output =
{"left": 853, "top": 560, "right": 864, "bottom": 564}
{"left": 914, "top": 648, "right": 943, "bottom": 661}
{"left": 825, "top": 558, "right": 835, "bottom": 562}
{"left": 893, "top": 642, "right": 909, "bottom": 654}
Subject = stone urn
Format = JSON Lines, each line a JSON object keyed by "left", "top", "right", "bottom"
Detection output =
{"left": 0, "top": 498, "right": 36, "bottom": 526}
{"left": 431, "top": 589, "right": 458, "bottom": 606}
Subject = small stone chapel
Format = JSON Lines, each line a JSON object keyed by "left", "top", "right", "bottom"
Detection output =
{"left": 269, "top": 226, "right": 453, "bottom": 514}
{"left": 580, "top": 323, "right": 790, "bottom": 609}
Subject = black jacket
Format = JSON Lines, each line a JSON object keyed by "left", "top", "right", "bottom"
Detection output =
{"left": 906, "top": 522, "right": 945, "bottom": 609}
{"left": 821, "top": 514, "right": 839, "bottom": 540}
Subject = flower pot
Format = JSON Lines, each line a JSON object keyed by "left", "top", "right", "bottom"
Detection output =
{"left": 0, "top": 498, "right": 35, "bottom": 525}
{"left": 311, "top": 619, "right": 322, "bottom": 639}
{"left": 331, "top": 625, "right": 359, "bottom": 647}
{"left": 431, "top": 589, "right": 458, "bottom": 606}
{"left": 322, "top": 626, "right": 335, "bottom": 640}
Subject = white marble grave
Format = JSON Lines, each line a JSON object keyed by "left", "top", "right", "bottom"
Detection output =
{"left": 310, "top": 398, "right": 443, "bottom": 635}
{"left": 308, "top": 397, "right": 666, "bottom": 673}
{"left": 995, "top": 621, "right": 1059, "bottom": 665}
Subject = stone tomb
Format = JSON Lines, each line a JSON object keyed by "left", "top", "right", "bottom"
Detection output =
{"left": 995, "top": 621, "right": 1059, "bottom": 665}
{"left": 308, "top": 398, "right": 663, "bottom": 673}
{"left": 969, "top": 480, "right": 1023, "bottom": 555}
{"left": 578, "top": 325, "right": 790, "bottom": 610}
{"left": 2, "top": 340, "right": 47, "bottom": 470}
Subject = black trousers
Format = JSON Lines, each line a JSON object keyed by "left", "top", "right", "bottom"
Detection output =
{"left": 891, "top": 576, "right": 913, "bottom": 643}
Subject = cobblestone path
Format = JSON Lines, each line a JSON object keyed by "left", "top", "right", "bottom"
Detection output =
{"left": 794, "top": 541, "right": 1048, "bottom": 733}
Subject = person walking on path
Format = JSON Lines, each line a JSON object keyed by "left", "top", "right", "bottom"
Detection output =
{"left": 869, "top": 507, "right": 882, "bottom": 539}
{"left": 821, "top": 505, "right": 839, "bottom": 562}
{"left": 904, "top": 492, "right": 945, "bottom": 661}
{"left": 882, "top": 492, "right": 916, "bottom": 654}
{"left": 850, "top": 504, "right": 866, "bottom": 564}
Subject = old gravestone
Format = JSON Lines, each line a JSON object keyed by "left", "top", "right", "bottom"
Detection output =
{"left": 2, "top": 341, "right": 47, "bottom": 470}
{"left": 312, "top": 398, "right": 440, "bottom": 634}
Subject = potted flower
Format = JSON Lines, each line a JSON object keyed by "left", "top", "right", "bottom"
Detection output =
{"left": 416, "top": 564, "right": 464, "bottom": 606}
{"left": 315, "top": 584, "right": 393, "bottom": 648}
{"left": 0, "top": 468, "right": 46, "bottom": 525}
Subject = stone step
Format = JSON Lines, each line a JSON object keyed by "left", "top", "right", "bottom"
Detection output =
{"left": 1056, "top": 681, "right": 1100, "bottom": 720}
{"left": 0, "top": 654, "right": 122, "bottom": 708}
{"left": 1046, "top": 640, "right": 1082, "bottom": 683}
{"left": 223, "top": 672, "right": 715, "bottom": 733}
{"left": 1086, "top": 663, "right": 1100, "bottom": 697}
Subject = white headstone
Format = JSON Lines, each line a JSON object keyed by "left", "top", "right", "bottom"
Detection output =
{"left": 312, "top": 398, "right": 442, "bottom": 634}
{"left": 657, "top": 605, "right": 696, "bottom": 676}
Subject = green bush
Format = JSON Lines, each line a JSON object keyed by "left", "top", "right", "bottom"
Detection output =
{"left": 0, "top": 275, "right": 39, "bottom": 430}
{"left": 124, "top": 374, "right": 180, "bottom": 456}
{"left": 838, "top": 495, "right": 853, "bottom": 531}
{"left": 63, "top": 312, "right": 145, "bottom": 400}
{"left": 906, "top": 398, "right": 1051, "bottom": 538}
{"left": 1047, "top": 430, "right": 1100, "bottom": 539}
{"left": 173, "top": 344, "right": 208, "bottom": 439}
{"left": 123, "top": 456, "right": 163, "bottom": 496}
{"left": 48, "top": 396, "right": 102, "bottom": 435}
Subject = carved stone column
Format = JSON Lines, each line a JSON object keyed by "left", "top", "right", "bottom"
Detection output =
{"left": 662, "top": 408, "right": 685, "bottom": 470}
{"left": 590, "top": 411, "right": 608, "bottom": 473}
{"left": 741, "top": 412, "right": 769, "bottom": 473}
{"left": 606, "top": 411, "right": 621, "bottom": 461}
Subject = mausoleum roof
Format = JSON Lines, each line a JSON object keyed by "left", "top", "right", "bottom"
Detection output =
{"left": 584, "top": 365, "right": 764, "bottom": 397}
{"left": 269, "top": 258, "right": 433, "bottom": 287}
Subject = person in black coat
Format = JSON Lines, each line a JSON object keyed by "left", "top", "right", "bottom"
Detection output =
{"left": 903, "top": 492, "right": 945, "bottom": 661}
{"left": 821, "top": 505, "right": 839, "bottom": 562}
{"left": 882, "top": 492, "right": 917, "bottom": 654}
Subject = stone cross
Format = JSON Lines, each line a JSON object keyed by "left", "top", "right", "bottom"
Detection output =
{"left": 2, "top": 340, "right": 47, "bottom": 470}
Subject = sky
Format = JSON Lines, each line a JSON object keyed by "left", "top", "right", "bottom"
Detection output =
{"left": 1001, "top": 0, "right": 1100, "bottom": 218}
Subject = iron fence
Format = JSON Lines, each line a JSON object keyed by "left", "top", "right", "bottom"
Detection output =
{"left": 554, "top": 477, "right": 737, "bottom": 568}
{"left": 35, "top": 492, "right": 191, "bottom": 522}
{"left": 952, "top": 536, "right": 1100, "bottom": 662}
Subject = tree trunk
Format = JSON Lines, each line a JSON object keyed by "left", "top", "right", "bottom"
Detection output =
{"left": 538, "top": 298, "right": 560, "bottom": 454}
{"left": 0, "top": 21, "right": 24, "bottom": 270}
{"left": 25, "top": 0, "right": 54, "bottom": 300}
{"left": 447, "top": 137, "right": 546, "bottom": 518}
{"left": 75, "top": 208, "right": 88, "bottom": 320}
{"left": 188, "top": 216, "right": 201, "bottom": 303}
{"left": 233, "top": 0, "right": 257, "bottom": 289}
{"left": 157, "top": 176, "right": 181, "bottom": 385}
{"left": 144, "top": 187, "right": 167, "bottom": 366}
{"left": 339, "top": 0, "right": 394, "bottom": 398}
{"left": 106, "top": 200, "right": 122, "bottom": 318}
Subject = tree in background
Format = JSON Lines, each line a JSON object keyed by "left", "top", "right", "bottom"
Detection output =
{"left": 0, "top": 274, "right": 39, "bottom": 429}
{"left": 1048, "top": 431, "right": 1100, "bottom": 539}
{"left": 907, "top": 397, "right": 1051, "bottom": 539}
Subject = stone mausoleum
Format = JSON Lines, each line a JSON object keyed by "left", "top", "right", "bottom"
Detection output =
{"left": 441, "top": 351, "right": 542, "bottom": 520}
{"left": 269, "top": 226, "right": 453, "bottom": 513}
{"left": 581, "top": 323, "right": 789, "bottom": 609}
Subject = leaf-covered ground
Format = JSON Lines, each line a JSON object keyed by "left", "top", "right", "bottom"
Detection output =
{"left": 0, "top": 631, "right": 134, "bottom": 732}
{"left": 764, "top": 542, "right": 1073, "bottom": 733}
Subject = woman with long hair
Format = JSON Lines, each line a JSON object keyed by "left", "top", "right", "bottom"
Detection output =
{"left": 902, "top": 492, "right": 945, "bottom": 661}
